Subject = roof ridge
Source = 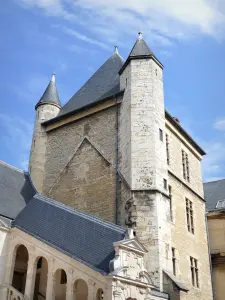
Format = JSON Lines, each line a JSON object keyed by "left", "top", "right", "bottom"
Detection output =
{"left": 204, "top": 178, "right": 225, "bottom": 184}
{"left": 34, "top": 194, "right": 126, "bottom": 233}
{"left": 0, "top": 160, "right": 24, "bottom": 174}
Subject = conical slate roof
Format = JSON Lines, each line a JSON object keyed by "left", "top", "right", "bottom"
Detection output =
{"left": 119, "top": 33, "right": 162, "bottom": 74}
{"left": 129, "top": 32, "right": 154, "bottom": 57}
{"left": 35, "top": 74, "right": 61, "bottom": 109}
{"left": 58, "top": 49, "right": 124, "bottom": 117}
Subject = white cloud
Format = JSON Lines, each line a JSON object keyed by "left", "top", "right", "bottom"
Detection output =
{"left": 214, "top": 118, "right": 225, "bottom": 131}
{"left": 0, "top": 114, "right": 33, "bottom": 170}
{"left": 15, "top": 0, "right": 225, "bottom": 51}
{"left": 202, "top": 142, "right": 225, "bottom": 182}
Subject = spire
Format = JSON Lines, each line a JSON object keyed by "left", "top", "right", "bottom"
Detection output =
{"left": 35, "top": 73, "right": 61, "bottom": 109}
{"left": 119, "top": 32, "right": 163, "bottom": 75}
{"left": 129, "top": 32, "right": 153, "bottom": 57}
{"left": 114, "top": 45, "right": 119, "bottom": 54}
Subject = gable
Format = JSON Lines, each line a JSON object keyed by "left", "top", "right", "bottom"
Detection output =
{"left": 48, "top": 138, "right": 116, "bottom": 222}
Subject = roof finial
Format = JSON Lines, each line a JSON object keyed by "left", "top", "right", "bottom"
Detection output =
{"left": 51, "top": 73, "right": 56, "bottom": 83}
{"left": 138, "top": 32, "right": 143, "bottom": 39}
{"left": 114, "top": 45, "right": 118, "bottom": 54}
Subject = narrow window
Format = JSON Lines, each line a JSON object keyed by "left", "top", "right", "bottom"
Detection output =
{"left": 169, "top": 185, "right": 173, "bottom": 221}
{"left": 166, "top": 134, "right": 170, "bottom": 165}
{"left": 186, "top": 198, "right": 194, "bottom": 234}
{"left": 163, "top": 179, "right": 167, "bottom": 190}
{"left": 182, "top": 150, "right": 190, "bottom": 182}
{"left": 182, "top": 150, "right": 186, "bottom": 180}
{"left": 186, "top": 153, "right": 190, "bottom": 182}
{"left": 190, "top": 257, "right": 199, "bottom": 288}
{"left": 172, "top": 247, "right": 176, "bottom": 276}
{"left": 126, "top": 78, "right": 128, "bottom": 86}
{"left": 159, "top": 129, "right": 163, "bottom": 141}
{"left": 33, "top": 139, "right": 35, "bottom": 148}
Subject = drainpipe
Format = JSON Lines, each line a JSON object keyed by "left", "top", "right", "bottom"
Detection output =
{"left": 114, "top": 94, "right": 119, "bottom": 225}
{"left": 205, "top": 212, "right": 215, "bottom": 300}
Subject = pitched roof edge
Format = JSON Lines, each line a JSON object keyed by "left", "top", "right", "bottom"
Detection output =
{"left": 32, "top": 193, "right": 126, "bottom": 234}
{"left": 42, "top": 90, "right": 124, "bottom": 126}
{"left": 119, "top": 54, "right": 164, "bottom": 75}
{"left": 165, "top": 110, "right": 206, "bottom": 156}
{"left": 0, "top": 160, "right": 24, "bottom": 174}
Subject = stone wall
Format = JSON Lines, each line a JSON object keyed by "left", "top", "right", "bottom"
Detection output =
{"left": 168, "top": 173, "right": 212, "bottom": 300}
{"left": 29, "top": 104, "right": 60, "bottom": 193}
{"left": 43, "top": 106, "right": 118, "bottom": 222}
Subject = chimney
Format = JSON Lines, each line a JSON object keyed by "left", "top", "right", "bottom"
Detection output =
{"left": 173, "top": 117, "right": 180, "bottom": 124}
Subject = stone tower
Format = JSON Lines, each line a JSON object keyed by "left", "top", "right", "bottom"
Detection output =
{"left": 29, "top": 73, "right": 61, "bottom": 193}
{"left": 119, "top": 33, "right": 172, "bottom": 289}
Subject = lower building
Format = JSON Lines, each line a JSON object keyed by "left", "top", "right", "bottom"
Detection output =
{"left": 0, "top": 160, "right": 168, "bottom": 300}
{"left": 204, "top": 179, "right": 225, "bottom": 300}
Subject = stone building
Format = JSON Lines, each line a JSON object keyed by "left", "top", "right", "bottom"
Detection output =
{"left": 0, "top": 33, "right": 213, "bottom": 300}
{"left": 204, "top": 179, "right": 225, "bottom": 300}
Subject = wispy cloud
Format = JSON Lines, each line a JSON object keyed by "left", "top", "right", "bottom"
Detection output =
{"left": 15, "top": 0, "right": 225, "bottom": 52}
{"left": 0, "top": 114, "right": 33, "bottom": 170}
{"left": 214, "top": 118, "right": 225, "bottom": 131}
{"left": 61, "top": 26, "right": 111, "bottom": 51}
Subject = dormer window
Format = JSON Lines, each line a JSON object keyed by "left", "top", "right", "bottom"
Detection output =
{"left": 216, "top": 200, "right": 225, "bottom": 209}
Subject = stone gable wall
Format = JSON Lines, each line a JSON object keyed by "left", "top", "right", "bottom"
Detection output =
{"left": 43, "top": 106, "right": 118, "bottom": 222}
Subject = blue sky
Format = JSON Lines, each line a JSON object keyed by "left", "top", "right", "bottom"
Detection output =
{"left": 0, "top": 0, "right": 225, "bottom": 182}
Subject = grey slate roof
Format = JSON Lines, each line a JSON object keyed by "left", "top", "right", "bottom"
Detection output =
{"left": 57, "top": 52, "right": 124, "bottom": 118}
{"left": 129, "top": 35, "right": 154, "bottom": 57}
{"left": 204, "top": 179, "right": 225, "bottom": 211}
{"left": 13, "top": 194, "right": 126, "bottom": 274}
{"left": 36, "top": 74, "right": 61, "bottom": 109}
{"left": 0, "top": 161, "right": 36, "bottom": 219}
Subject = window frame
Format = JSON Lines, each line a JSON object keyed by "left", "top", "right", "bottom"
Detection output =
{"left": 190, "top": 256, "right": 199, "bottom": 288}
{"left": 186, "top": 198, "right": 194, "bottom": 234}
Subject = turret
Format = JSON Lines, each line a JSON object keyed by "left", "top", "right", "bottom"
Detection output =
{"left": 119, "top": 33, "right": 172, "bottom": 289}
{"left": 29, "top": 73, "right": 61, "bottom": 193}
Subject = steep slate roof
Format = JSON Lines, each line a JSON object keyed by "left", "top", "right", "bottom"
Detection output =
{"left": 13, "top": 194, "right": 126, "bottom": 274}
{"left": 57, "top": 51, "right": 124, "bottom": 118}
{"left": 204, "top": 179, "right": 225, "bottom": 211}
{"left": 129, "top": 33, "right": 154, "bottom": 57}
{"left": 35, "top": 74, "right": 61, "bottom": 109}
{"left": 0, "top": 161, "right": 36, "bottom": 219}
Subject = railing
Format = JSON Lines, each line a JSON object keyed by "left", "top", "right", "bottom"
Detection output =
{"left": 0, "top": 284, "right": 29, "bottom": 300}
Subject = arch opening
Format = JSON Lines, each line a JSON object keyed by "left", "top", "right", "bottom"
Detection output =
{"left": 96, "top": 288, "right": 104, "bottom": 300}
{"left": 33, "top": 257, "right": 48, "bottom": 300}
{"left": 54, "top": 269, "right": 67, "bottom": 300}
{"left": 74, "top": 279, "right": 88, "bottom": 300}
{"left": 12, "top": 245, "right": 29, "bottom": 294}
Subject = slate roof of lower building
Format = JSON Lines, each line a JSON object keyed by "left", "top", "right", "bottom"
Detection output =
{"left": 57, "top": 52, "right": 124, "bottom": 118}
{"left": 0, "top": 161, "right": 36, "bottom": 219}
{"left": 204, "top": 179, "right": 225, "bottom": 211}
{"left": 13, "top": 194, "right": 126, "bottom": 274}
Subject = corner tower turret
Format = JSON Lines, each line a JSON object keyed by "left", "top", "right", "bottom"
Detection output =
{"left": 29, "top": 73, "right": 61, "bottom": 193}
{"left": 119, "top": 33, "right": 172, "bottom": 289}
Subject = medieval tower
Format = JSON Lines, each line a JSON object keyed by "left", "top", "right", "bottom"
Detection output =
{"left": 29, "top": 33, "right": 213, "bottom": 300}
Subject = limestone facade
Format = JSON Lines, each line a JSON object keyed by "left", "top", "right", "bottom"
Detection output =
{"left": 28, "top": 44, "right": 213, "bottom": 299}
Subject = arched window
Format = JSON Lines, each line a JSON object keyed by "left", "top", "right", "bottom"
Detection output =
{"left": 33, "top": 257, "right": 48, "bottom": 299}
{"left": 12, "top": 245, "right": 29, "bottom": 294}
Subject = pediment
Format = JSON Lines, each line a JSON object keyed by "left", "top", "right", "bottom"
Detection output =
{"left": 114, "top": 238, "right": 148, "bottom": 254}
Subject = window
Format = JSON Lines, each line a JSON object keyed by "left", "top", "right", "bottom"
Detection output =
{"left": 159, "top": 129, "right": 163, "bottom": 141}
{"left": 169, "top": 185, "right": 173, "bottom": 221}
{"left": 216, "top": 200, "right": 225, "bottom": 209}
{"left": 190, "top": 257, "right": 199, "bottom": 288}
{"left": 172, "top": 247, "right": 176, "bottom": 276}
{"left": 182, "top": 150, "right": 190, "bottom": 182}
{"left": 33, "top": 139, "right": 36, "bottom": 148}
{"left": 186, "top": 198, "right": 194, "bottom": 234}
{"left": 163, "top": 179, "right": 167, "bottom": 190}
{"left": 166, "top": 134, "right": 170, "bottom": 165}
